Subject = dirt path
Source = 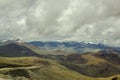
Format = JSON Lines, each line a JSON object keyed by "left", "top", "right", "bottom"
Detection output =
{"left": 0, "top": 66, "right": 43, "bottom": 80}
{"left": 0, "top": 66, "right": 42, "bottom": 71}
{"left": 0, "top": 78, "right": 9, "bottom": 80}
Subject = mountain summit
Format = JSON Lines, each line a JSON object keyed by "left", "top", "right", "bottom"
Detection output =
{"left": 0, "top": 42, "right": 39, "bottom": 57}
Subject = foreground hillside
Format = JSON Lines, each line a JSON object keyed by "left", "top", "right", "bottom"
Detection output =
{"left": 0, "top": 57, "right": 120, "bottom": 80}
{"left": 0, "top": 57, "right": 98, "bottom": 80}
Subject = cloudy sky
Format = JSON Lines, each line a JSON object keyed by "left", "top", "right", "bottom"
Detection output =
{"left": 0, "top": 0, "right": 120, "bottom": 46}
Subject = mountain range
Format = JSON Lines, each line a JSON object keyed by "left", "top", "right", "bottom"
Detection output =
{"left": 0, "top": 41, "right": 120, "bottom": 80}
{"left": 28, "top": 41, "right": 120, "bottom": 53}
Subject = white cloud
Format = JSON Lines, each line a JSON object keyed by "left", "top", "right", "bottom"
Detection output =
{"left": 0, "top": 0, "right": 120, "bottom": 46}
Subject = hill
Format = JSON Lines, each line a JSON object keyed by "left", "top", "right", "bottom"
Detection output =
{"left": 57, "top": 49, "right": 120, "bottom": 77}
{"left": 1, "top": 57, "right": 120, "bottom": 80}
{"left": 0, "top": 42, "right": 39, "bottom": 57}
{"left": 0, "top": 57, "right": 98, "bottom": 80}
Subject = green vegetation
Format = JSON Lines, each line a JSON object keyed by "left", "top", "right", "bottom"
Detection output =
{"left": 0, "top": 56, "right": 120, "bottom": 80}
{"left": 58, "top": 52, "right": 120, "bottom": 78}
{"left": 0, "top": 57, "right": 96, "bottom": 80}
{"left": 0, "top": 43, "right": 120, "bottom": 80}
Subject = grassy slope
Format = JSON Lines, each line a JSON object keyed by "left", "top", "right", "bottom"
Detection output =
{"left": 0, "top": 57, "right": 111, "bottom": 80}
{"left": 58, "top": 52, "right": 120, "bottom": 78}
{"left": 81, "top": 53, "right": 107, "bottom": 65}
{"left": 0, "top": 56, "right": 120, "bottom": 80}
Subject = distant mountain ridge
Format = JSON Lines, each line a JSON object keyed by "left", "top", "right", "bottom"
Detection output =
{"left": 28, "top": 41, "right": 120, "bottom": 53}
